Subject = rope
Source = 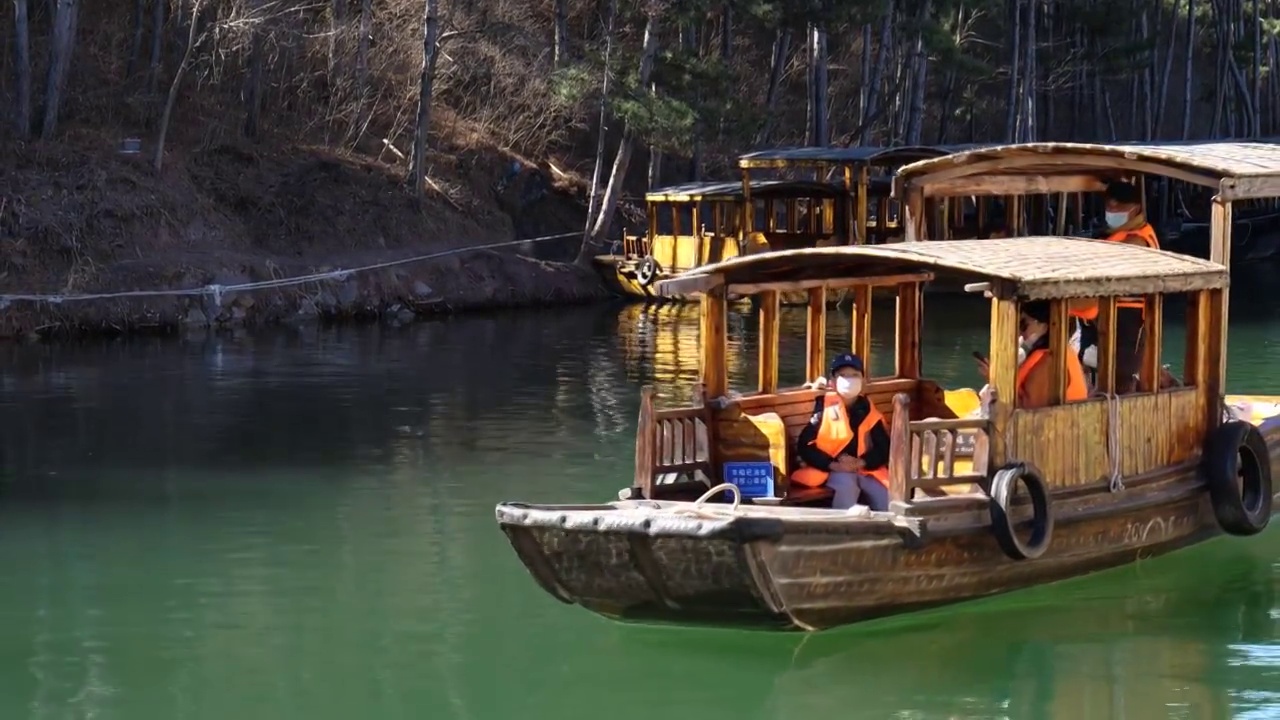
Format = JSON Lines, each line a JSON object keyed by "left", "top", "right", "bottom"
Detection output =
{"left": 1105, "top": 392, "right": 1124, "bottom": 492}
{"left": 0, "top": 232, "right": 580, "bottom": 308}
{"left": 671, "top": 482, "right": 742, "bottom": 520}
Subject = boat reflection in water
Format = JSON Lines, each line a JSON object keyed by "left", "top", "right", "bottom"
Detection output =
{"left": 758, "top": 538, "right": 1277, "bottom": 719}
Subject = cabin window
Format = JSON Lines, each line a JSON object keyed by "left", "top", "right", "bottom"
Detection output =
{"left": 1069, "top": 291, "right": 1202, "bottom": 396}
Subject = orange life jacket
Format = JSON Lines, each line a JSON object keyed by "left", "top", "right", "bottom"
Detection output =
{"left": 1071, "top": 223, "right": 1160, "bottom": 320}
{"left": 791, "top": 392, "right": 890, "bottom": 488}
{"left": 1016, "top": 347, "right": 1089, "bottom": 404}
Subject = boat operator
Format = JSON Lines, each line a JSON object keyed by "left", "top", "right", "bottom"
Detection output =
{"left": 1071, "top": 180, "right": 1159, "bottom": 393}
{"left": 791, "top": 353, "right": 892, "bottom": 512}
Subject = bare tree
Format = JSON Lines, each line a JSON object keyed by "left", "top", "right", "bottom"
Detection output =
{"left": 12, "top": 0, "right": 33, "bottom": 138}
{"left": 553, "top": 0, "right": 569, "bottom": 67}
{"left": 576, "top": 7, "right": 661, "bottom": 266}
{"left": 41, "top": 0, "right": 80, "bottom": 139}
{"left": 408, "top": 0, "right": 440, "bottom": 198}
{"left": 154, "top": 0, "right": 203, "bottom": 173}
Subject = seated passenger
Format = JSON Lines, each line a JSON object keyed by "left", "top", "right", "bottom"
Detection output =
{"left": 791, "top": 353, "right": 891, "bottom": 511}
{"left": 1015, "top": 300, "right": 1089, "bottom": 408}
{"left": 975, "top": 301, "right": 1089, "bottom": 407}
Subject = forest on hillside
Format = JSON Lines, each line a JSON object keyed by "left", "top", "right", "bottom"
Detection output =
{"left": 3, "top": 0, "right": 1279, "bottom": 228}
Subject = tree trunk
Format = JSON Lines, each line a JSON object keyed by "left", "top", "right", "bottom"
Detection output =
{"left": 806, "top": 23, "right": 829, "bottom": 146}
{"left": 904, "top": 0, "right": 929, "bottom": 145}
{"left": 154, "top": 0, "right": 202, "bottom": 173}
{"left": 553, "top": 0, "right": 569, "bottom": 67}
{"left": 127, "top": 0, "right": 146, "bottom": 77}
{"left": 243, "top": 0, "right": 266, "bottom": 139}
{"left": 862, "top": 0, "right": 895, "bottom": 145}
{"left": 408, "top": 0, "right": 440, "bottom": 198}
{"left": 1182, "top": 0, "right": 1197, "bottom": 138}
{"left": 1004, "top": 0, "right": 1021, "bottom": 142}
{"left": 1140, "top": 10, "right": 1153, "bottom": 138}
{"left": 1155, "top": 0, "right": 1180, "bottom": 137}
{"left": 12, "top": 0, "right": 32, "bottom": 138}
{"left": 720, "top": 3, "right": 732, "bottom": 60}
{"left": 581, "top": 0, "right": 618, "bottom": 262}
{"left": 647, "top": 146, "right": 662, "bottom": 190}
{"left": 758, "top": 28, "right": 789, "bottom": 145}
{"left": 329, "top": 0, "right": 345, "bottom": 76}
{"left": 577, "top": 10, "right": 660, "bottom": 266}
{"left": 146, "top": 0, "right": 166, "bottom": 94}
{"left": 357, "top": 0, "right": 372, "bottom": 94}
{"left": 41, "top": 0, "right": 79, "bottom": 139}
{"left": 1021, "top": 0, "right": 1036, "bottom": 141}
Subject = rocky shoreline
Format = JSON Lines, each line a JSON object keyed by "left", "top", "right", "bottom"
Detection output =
{"left": 0, "top": 248, "right": 612, "bottom": 342}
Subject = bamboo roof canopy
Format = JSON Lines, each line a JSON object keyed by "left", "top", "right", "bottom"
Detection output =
{"left": 895, "top": 141, "right": 1280, "bottom": 200}
{"left": 644, "top": 179, "right": 844, "bottom": 203}
{"left": 738, "top": 144, "right": 990, "bottom": 170}
{"left": 656, "top": 237, "right": 1230, "bottom": 300}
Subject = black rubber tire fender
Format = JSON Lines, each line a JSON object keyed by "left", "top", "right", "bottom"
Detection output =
{"left": 1203, "top": 419, "right": 1273, "bottom": 536}
{"left": 988, "top": 462, "right": 1054, "bottom": 561}
{"left": 636, "top": 256, "right": 659, "bottom": 286}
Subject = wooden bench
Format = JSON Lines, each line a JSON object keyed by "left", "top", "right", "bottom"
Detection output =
{"left": 716, "top": 379, "right": 918, "bottom": 507}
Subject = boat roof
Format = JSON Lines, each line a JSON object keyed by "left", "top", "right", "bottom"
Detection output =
{"left": 738, "top": 144, "right": 988, "bottom": 170}
{"left": 644, "top": 179, "right": 843, "bottom": 203}
{"left": 895, "top": 141, "right": 1280, "bottom": 200}
{"left": 656, "top": 237, "right": 1230, "bottom": 301}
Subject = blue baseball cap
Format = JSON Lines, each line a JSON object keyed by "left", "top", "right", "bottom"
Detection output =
{"left": 829, "top": 353, "right": 864, "bottom": 376}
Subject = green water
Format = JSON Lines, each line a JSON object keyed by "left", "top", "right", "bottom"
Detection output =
{"left": 1, "top": 294, "right": 1279, "bottom": 719}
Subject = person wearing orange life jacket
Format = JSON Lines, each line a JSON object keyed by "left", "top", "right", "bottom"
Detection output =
{"left": 792, "top": 353, "right": 892, "bottom": 511}
{"left": 1071, "top": 180, "right": 1160, "bottom": 393}
{"left": 1017, "top": 300, "right": 1089, "bottom": 409}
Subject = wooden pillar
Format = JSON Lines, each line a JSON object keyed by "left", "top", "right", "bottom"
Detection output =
{"left": 1201, "top": 288, "right": 1227, "bottom": 431}
{"left": 888, "top": 393, "right": 911, "bottom": 503}
{"left": 758, "top": 290, "right": 781, "bottom": 393}
{"left": 904, "top": 186, "right": 926, "bottom": 242}
{"left": 635, "top": 386, "right": 656, "bottom": 497}
{"left": 1054, "top": 192, "right": 1068, "bottom": 235}
{"left": 740, "top": 168, "right": 752, "bottom": 249}
{"left": 988, "top": 298, "right": 1020, "bottom": 466}
{"left": 1209, "top": 197, "right": 1232, "bottom": 392}
{"left": 786, "top": 198, "right": 798, "bottom": 233}
{"left": 1046, "top": 299, "right": 1069, "bottom": 406}
{"left": 700, "top": 286, "right": 728, "bottom": 398}
{"left": 1139, "top": 294, "right": 1164, "bottom": 393}
{"left": 851, "top": 285, "right": 873, "bottom": 371}
{"left": 895, "top": 282, "right": 921, "bottom": 378}
{"left": 1184, "top": 290, "right": 1208, "bottom": 387}
{"left": 646, "top": 202, "right": 657, "bottom": 254}
{"left": 806, "top": 286, "right": 827, "bottom": 381}
{"left": 1094, "top": 297, "right": 1119, "bottom": 394}
{"left": 856, "top": 166, "right": 869, "bottom": 244}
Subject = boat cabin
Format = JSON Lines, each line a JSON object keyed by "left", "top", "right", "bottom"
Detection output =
{"left": 893, "top": 141, "right": 1280, "bottom": 262}
{"left": 633, "top": 238, "right": 1231, "bottom": 510}
{"left": 619, "top": 179, "right": 846, "bottom": 277}
{"left": 738, "top": 145, "right": 984, "bottom": 245}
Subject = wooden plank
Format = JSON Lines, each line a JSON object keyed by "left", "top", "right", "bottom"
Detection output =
{"left": 1183, "top": 290, "right": 1206, "bottom": 387}
{"left": 758, "top": 289, "right": 780, "bottom": 394}
{"left": 1094, "top": 296, "right": 1118, "bottom": 395}
{"left": 805, "top": 286, "right": 827, "bottom": 381}
{"left": 888, "top": 393, "right": 911, "bottom": 503}
{"left": 727, "top": 271, "right": 934, "bottom": 295}
{"left": 852, "top": 285, "right": 872, "bottom": 368}
{"left": 657, "top": 272, "right": 721, "bottom": 297}
{"left": 700, "top": 287, "right": 728, "bottom": 398}
{"left": 635, "top": 386, "right": 656, "bottom": 498}
{"left": 908, "top": 417, "right": 990, "bottom": 432}
{"left": 920, "top": 174, "right": 1107, "bottom": 199}
{"left": 1139, "top": 293, "right": 1164, "bottom": 393}
{"left": 1046, "top": 298, "right": 1069, "bottom": 406}
{"left": 989, "top": 298, "right": 1019, "bottom": 465}
{"left": 1202, "top": 287, "right": 1226, "bottom": 431}
{"left": 1209, "top": 197, "right": 1231, "bottom": 393}
{"left": 903, "top": 153, "right": 1224, "bottom": 198}
{"left": 895, "top": 282, "right": 921, "bottom": 379}
{"left": 904, "top": 186, "right": 925, "bottom": 242}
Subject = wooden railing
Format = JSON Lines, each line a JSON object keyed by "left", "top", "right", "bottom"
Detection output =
{"left": 634, "top": 387, "right": 713, "bottom": 499}
{"left": 889, "top": 392, "right": 990, "bottom": 501}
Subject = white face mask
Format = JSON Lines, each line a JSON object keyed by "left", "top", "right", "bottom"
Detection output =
{"left": 1104, "top": 211, "right": 1130, "bottom": 229}
{"left": 835, "top": 376, "right": 862, "bottom": 398}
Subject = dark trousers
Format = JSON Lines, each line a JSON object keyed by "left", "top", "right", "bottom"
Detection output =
{"left": 1077, "top": 308, "right": 1144, "bottom": 393}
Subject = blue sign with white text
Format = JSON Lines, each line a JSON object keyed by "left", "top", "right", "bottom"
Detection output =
{"left": 723, "top": 461, "right": 776, "bottom": 499}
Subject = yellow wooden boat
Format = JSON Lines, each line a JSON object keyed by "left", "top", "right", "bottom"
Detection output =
{"left": 497, "top": 236, "right": 1279, "bottom": 631}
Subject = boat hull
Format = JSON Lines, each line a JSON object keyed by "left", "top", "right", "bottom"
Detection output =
{"left": 593, "top": 255, "right": 846, "bottom": 307}
{"left": 497, "top": 414, "right": 1280, "bottom": 632}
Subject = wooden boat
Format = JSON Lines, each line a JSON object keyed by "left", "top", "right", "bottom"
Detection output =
{"left": 495, "top": 236, "right": 1278, "bottom": 631}
{"left": 595, "top": 179, "right": 846, "bottom": 305}
{"left": 738, "top": 144, "right": 986, "bottom": 245}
